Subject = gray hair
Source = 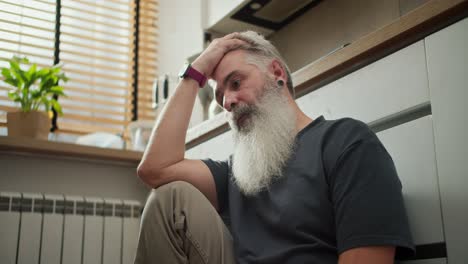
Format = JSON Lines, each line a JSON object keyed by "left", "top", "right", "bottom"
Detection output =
{"left": 232, "top": 31, "right": 294, "bottom": 97}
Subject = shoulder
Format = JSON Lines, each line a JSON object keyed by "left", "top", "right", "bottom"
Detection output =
{"left": 314, "top": 117, "right": 377, "bottom": 175}
{"left": 313, "top": 117, "right": 375, "bottom": 151}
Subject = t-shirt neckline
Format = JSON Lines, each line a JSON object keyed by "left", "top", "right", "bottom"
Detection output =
{"left": 296, "top": 115, "right": 325, "bottom": 139}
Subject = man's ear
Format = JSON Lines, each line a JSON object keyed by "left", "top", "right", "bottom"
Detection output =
{"left": 269, "top": 59, "right": 287, "bottom": 81}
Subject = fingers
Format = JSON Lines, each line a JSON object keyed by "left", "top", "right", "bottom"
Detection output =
{"left": 223, "top": 38, "right": 248, "bottom": 51}
{"left": 221, "top": 32, "right": 240, "bottom": 40}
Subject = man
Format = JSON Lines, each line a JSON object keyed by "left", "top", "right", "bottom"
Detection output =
{"left": 135, "top": 31, "right": 414, "bottom": 264}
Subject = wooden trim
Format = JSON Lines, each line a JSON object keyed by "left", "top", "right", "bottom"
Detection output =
{"left": 292, "top": 0, "right": 468, "bottom": 97}
{"left": 0, "top": 136, "right": 142, "bottom": 164}
{"left": 184, "top": 0, "right": 468, "bottom": 149}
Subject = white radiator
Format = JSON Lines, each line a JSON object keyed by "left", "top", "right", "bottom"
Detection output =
{"left": 0, "top": 191, "right": 142, "bottom": 264}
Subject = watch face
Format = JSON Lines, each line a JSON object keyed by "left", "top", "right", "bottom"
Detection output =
{"left": 178, "top": 63, "right": 190, "bottom": 78}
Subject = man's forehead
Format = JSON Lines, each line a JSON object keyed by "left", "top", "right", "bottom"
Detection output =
{"left": 213, "top": 50, "right": 246, "bottom": 82}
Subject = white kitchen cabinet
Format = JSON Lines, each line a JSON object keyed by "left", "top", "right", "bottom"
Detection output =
{"left": 377, "top": 116, "right": 444, "bottom": 245}
{"left": 202, "top": 0, "right": 243, "bottom": 29}
{"left": 296, "top": 40, "right": 429, "bottom": 124}
{"left": 425, "top": 17, "right": 468, "bottom": 263}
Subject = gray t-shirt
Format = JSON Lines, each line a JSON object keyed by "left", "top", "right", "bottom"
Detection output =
{"left": 203, "top": 116, "right": 414, "bottom": 264}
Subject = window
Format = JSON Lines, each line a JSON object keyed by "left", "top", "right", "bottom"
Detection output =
{"left": 0, "top": 0, "right": 158, "bottom": 139}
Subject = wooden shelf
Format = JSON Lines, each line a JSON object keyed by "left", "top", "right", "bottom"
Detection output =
{"left": 186, "top": 0, "right": 468, "bottom": 149}
{"left": 0, "top": 136, "right": 143, "bottom": 164}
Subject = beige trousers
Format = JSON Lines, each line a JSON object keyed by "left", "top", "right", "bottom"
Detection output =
{"left": 134, "top": 181, "right": 235, "bottom": 264}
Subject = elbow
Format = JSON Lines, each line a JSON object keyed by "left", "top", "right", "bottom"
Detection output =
{"left": 137, "top": 163, "right": 161, "bottom": 186}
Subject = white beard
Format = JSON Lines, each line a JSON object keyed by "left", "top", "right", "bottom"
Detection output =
{"left": 228, "top": 79, "right": 297, "bottom": 196}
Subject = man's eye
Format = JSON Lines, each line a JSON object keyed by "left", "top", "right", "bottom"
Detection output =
{"left": 232, "top": 79, "right": 241, "bottom": 89}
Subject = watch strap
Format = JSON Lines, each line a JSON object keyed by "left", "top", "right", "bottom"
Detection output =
{"left": 184, "top": 64, "right": 207, "bottom": 88}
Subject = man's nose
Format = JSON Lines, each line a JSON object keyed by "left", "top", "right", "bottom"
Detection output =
{"left": 223, "top": 94, "right": 238, "bottom": 112}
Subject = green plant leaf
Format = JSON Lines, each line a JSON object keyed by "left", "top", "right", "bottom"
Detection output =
{"left": 1, "top": 67, "right": 13, "bottom": 79}
{"left": 31, "top": 89, "right": 42, "bottom": 99}
{"left": 37, "top": 68, "right": 49, "bottom": 77}
{"left": 50, "top": 86, "right": 66, "bottom": 96}
{"left": 41, "top": 98, "right": 50, "bottom": 112}
{"left": 4, "top": 56, "right": 68, "bottom": 114}
{"left": 2, "top": 75, "right": 18, "bottom": 88}
{"left": 9, "top": 58, "right": 26, "bottom": 84}
{"left": 24, "top": 63, "right": 37, "bottom": 87}
{"left": 51, "top": 99, "right": 63, "bottom": 115}
{"left": 7, "top": 90, "right": 19, "bottom": 101}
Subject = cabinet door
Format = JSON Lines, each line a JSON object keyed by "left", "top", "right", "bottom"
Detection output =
{"left": 425, "top": 17, "right": 468, "bottom": 264}
{"left": 296, "top": 40, "right": 429, "bottom": 124}
{"left": 377, "top": 116, "right": 444, "bottom": 246}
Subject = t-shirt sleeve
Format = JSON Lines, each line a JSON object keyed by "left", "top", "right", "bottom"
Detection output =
{"left": 202, "top": 158, "right": 230, "bottom": 213}
{"left": 328, "top": 126, "right": 415, "bottom": 258}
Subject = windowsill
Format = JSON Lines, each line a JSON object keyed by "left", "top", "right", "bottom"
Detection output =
{"left": 185, "top": 0, "right": 467, "bottom": 149}
{"left": 0, "top": 136, "right": 142, "bottom": 165}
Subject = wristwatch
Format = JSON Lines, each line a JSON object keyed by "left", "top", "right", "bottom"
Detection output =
{"left": 178, "top": 63, "right": 207, "bottom": 88}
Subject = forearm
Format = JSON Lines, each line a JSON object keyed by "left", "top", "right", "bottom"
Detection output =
{"left": 137, "top": 78, "right": 199, "bottom": 179}
{"left": 137, "top": 33, "right": 245, "bottom": 186}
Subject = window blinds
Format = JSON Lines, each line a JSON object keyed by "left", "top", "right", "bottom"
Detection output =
{"left": 57, "top": 0, "right": 135, "bottom": 135}
{"left": 0, "top": 0, "right": 56, "bottom": 126}
{"left": 136, "top": 0, "right": 158, "bottom": 121}
{"left": 0, "top": 0, "right": 159, "bottom": 137}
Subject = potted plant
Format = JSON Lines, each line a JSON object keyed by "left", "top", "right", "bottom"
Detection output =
{"left": 1, "top": 56, "right": 68, "bottom": 140}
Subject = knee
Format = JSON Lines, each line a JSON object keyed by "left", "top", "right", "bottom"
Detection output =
{"left": 143, "top": 181, "right": 199, "bottom": 215}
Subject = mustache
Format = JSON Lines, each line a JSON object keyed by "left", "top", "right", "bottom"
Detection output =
{"left": 230, "top": 103, "right": 257, "bottom": 121}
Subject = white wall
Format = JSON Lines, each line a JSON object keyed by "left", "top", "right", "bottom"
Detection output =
{"left": 158, "top": 0, "right": 204, "bottom": 75}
